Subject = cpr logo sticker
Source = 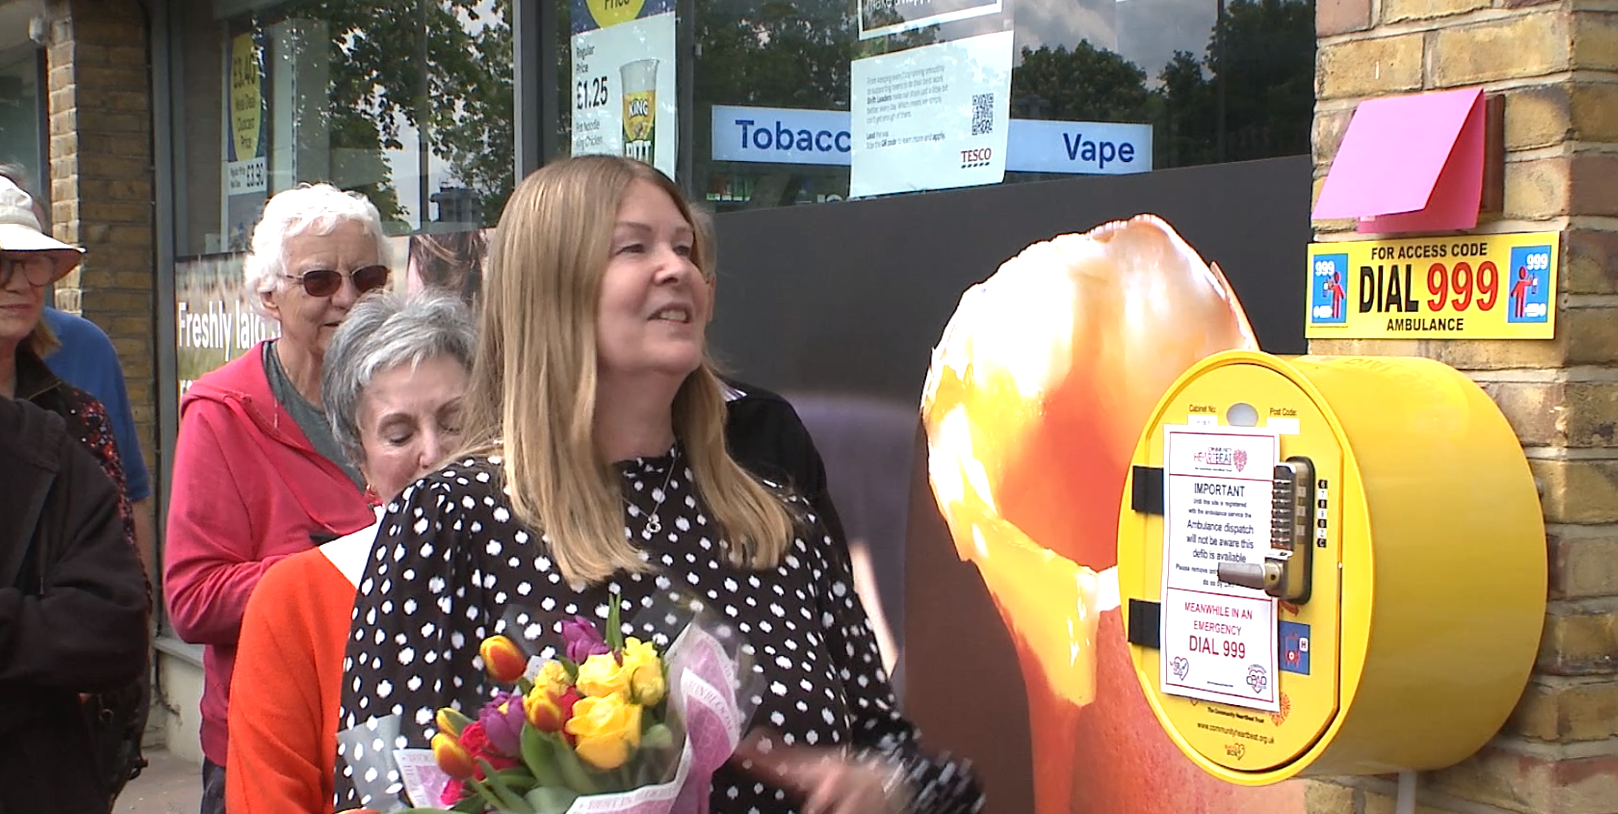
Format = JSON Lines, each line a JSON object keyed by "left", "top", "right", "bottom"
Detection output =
{"left": 1246, "top": 664, "right": 1269, "bottom": 695}
{"left": 1232, "top": 449, "right": 1248, "bottom": 472}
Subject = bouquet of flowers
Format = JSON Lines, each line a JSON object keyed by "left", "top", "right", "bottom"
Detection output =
{"left": 340, "top": 593, "right": 757, "bottom": 814}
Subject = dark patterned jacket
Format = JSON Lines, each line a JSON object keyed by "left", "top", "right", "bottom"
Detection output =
{"left": 0, "top": 396, "right": 150, "bottom": 812}
{"left": 15, "top": 347, "right": 153, "bottom": 802}
{"left": 16, "top": 348, "right": 138, "bottom": 565}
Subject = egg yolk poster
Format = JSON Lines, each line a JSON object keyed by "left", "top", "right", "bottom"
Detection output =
{"left": 911, "top": 215, "right": 1307, "bottom": 814}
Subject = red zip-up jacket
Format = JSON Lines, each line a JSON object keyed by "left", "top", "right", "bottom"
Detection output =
{"left": 162, "top": 341, "right": 375, "bottom": 766}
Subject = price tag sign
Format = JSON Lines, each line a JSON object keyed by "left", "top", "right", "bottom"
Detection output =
{"left": 575, "top": 74, "right": 610, "bottom": 114}
{"left": 569, "top": 0, "right": 678, "bottom": 179}
{"left": 1305, "top": 232, "right": 1559, "bottom": 340}
{"left": 1159, "top": 426, "right": 1281, "bottom": 712}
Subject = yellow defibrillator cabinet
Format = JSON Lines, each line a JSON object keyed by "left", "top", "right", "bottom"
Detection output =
{"left": 1116, "top": 350, "right": 1544, "bottom": 783}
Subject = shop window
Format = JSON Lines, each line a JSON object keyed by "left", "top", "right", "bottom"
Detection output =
{"left": 0, "top": 43, "right": 46, "bottom": 203}
{"left": 166, "top": 0, "right": 513, "bottom": 446}
{"left": 548, "top": 0, "right": 1315, "bottom": 211}
{"left": 161, "top": 2, "right": 513, "bottom": 642}
{"left": 170, "top": 0, "right": 515, "bottom": 257}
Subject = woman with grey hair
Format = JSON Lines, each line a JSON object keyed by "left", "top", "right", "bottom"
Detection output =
{"left": 162, "top": 183, "right": 395, "bottom": 814}
{"left": 223, "top": 290, "right": 476, "bottom": 814}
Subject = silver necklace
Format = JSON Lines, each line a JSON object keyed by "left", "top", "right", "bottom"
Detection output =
{"left": 639, "top": 459, "right": 677, "bottom": 535}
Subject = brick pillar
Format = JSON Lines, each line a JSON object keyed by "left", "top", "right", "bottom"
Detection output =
{"left": 1310, "top": 1, "right": 1618, "bottom": 813}
{"left": 44, "top": 0, "right": 157, "bottom": 482}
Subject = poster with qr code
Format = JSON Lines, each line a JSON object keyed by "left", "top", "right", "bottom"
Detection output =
{"left": 849, "top": 29, "right": 1013, "bottom": 198}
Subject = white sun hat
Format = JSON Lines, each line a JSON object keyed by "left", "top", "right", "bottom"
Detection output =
{"left": 0, "top": 175, "right": 84, "bottom": 282}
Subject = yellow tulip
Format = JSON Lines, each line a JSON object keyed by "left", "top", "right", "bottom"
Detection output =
{"left": 536, "top": 659, "right": 573, "bottom": 698}
{"left": 575, "top": 652, "right": 633, "bottom": 700}
{"left": 621, "top": 638, "right": 666, "bottom": 706}
{"left": 565, "top": 694, "right": 643, "bottom": 770}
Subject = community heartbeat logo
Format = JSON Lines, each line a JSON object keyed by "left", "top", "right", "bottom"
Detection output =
{"left": 1170, "top": 656, "right": 1190, "bottom": 681}
{"left": 1193, "top": 447, "right": 1248, "bottom": 472}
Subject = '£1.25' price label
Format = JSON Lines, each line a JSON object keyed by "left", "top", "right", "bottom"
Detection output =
{"left": 576, "top": 75, "right": 609, "bottom": 111}
{"left": 1305, "top": 233, "right": 1559, "bottom": 340}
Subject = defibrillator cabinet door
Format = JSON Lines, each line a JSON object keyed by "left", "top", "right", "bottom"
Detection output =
{"left": 1122, "top": 361, "right": 1342, "bottom": 774}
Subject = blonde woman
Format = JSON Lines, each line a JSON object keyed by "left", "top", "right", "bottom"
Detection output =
{"left": 334, "top": 156, "right": 983, "bottom": 814}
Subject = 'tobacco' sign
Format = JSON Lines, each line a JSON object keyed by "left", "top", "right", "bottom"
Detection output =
{"left": 711, "top": 104, "right": 1152, "bottom": 176}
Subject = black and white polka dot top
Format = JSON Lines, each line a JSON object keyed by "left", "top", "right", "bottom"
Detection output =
{"left": 333, "top": 448, "right": 984, "bottom": 813}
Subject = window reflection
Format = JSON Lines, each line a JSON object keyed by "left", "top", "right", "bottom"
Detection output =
{"left": 693, "top": 0, "right": 860, "bottom": 208}
{"left": 678, "top": 0, "right": 1313, "bottom": 210}
{"left": 172, "top": 0, "right": 514, "bottom": 257}
{"left": 0, "top": 46, "right": 44, "bottom": 198}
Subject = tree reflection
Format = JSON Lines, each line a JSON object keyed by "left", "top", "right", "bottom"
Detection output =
{"left": 690, "top": 0, "right": 939, "bottom": 207}
{"left": 1009, "top": 0, "right": 1314, "bottom": 170}
{"left": 685, "top": 0, "right": 1313, "bottom": 205}
{"left": 1011, "top": 42, "right": 1154, "bottom": 124}
{"left": 265, "top": 0, "right": 515, "bottom": 228}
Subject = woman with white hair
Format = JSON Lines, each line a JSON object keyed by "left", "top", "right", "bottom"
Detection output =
{"left": 163, "top": 183, "right": 393, "bottom": 814}
{"left": 224, "top": 290, "right": 474, "bottom": 814}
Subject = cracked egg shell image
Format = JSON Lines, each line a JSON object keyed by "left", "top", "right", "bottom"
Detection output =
{"left": 920, "top": 214, "right": 1300, "bottom": 813}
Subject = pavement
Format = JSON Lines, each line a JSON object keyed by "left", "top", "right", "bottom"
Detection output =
{"left": 114, "top": 749, "right": 202, "bottom": 814}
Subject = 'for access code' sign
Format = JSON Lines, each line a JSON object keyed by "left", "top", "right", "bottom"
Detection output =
{"left": 1305, "top": 232, "right": 1559, "bottom": 340}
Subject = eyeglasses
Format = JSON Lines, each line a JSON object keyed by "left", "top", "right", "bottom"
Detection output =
{"left": 282, "top": 264, "right": 391, "bottom": 298}
{"left": 0, "top": 254, "right": 57, "bottom": 288}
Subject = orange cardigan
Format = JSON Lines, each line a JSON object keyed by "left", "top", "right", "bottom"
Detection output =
{"left": 225, "top": 518, "right": 376, "bottom": 814}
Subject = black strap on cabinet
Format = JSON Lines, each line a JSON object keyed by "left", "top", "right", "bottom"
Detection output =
{"left": 1127, "top": 599, "right": 1162, "bottom": 649}
{"left": 1126, "top": 465, "right": 1164, "bottom": 648}
{"left": 1130, "top": 465, "right": 1165, "bottom": 515}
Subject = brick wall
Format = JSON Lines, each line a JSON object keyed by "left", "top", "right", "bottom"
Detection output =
{"left": 44, "top": 0, "right": 157, "bottom": 486}
{"left": 1311, "top": 0, "right": 1618, "bottom": 813}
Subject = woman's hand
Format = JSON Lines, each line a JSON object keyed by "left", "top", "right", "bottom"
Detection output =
{"left": 734, "top": 733, "right": 908, "bottom": 814}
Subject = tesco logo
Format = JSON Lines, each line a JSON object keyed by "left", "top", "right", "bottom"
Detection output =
{"left": 960, "top": 147, "right": 992, "bottom": 169}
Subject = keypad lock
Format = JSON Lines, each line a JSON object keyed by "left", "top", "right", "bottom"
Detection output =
{"left": 1217, "top": 457, "right": 1316, "bottom": 603}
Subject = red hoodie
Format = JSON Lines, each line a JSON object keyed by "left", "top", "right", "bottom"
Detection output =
{"left": 163, "top": 341, "right": 375, "bottom": 765}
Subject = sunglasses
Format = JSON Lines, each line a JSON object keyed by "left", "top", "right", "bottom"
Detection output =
{"left": 0, "top": 254, "right": 57, "bottom": 288}
{"left": 282, "top": 264, "right": 391, "bottom": 298}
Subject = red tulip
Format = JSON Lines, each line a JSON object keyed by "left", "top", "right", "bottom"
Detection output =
{"left": 439, "top": 778, "right": 466, "bottom": 807}
{"left": 431, "top": 732, "right": 476, "bottom": 780}
{"left": 436, "top": 706, "right": 472, "bottom": 738}
{"left": 526, "top": 686, "right": 581, "bottom": 733}
{"left": 479, "top": 635, "right": 528, "bottom": 685}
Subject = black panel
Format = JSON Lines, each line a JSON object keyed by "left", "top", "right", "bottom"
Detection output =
{"left": 1131, "top": 465, "right": 1165, "bottom": 515}
{"left": 708, "top": 156, "right": 1311, "bottom": 403}
{"left": 1127, "top": 598, "right": 1162, "bottom": 649}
